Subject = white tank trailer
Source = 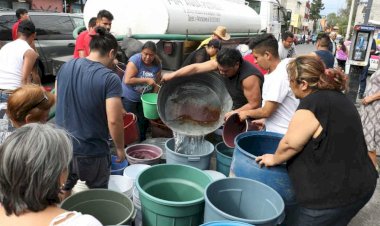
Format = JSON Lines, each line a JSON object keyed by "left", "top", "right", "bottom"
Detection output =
{"left": 83, "top": 0, "right": 262, "bottom": 36}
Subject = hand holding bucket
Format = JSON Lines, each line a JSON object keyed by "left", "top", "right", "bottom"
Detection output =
{"left": 223, "top": 113, "right": 263, "bottom": 148}
{"left": 141, "top": 85, "right": 160, "bottom": 120}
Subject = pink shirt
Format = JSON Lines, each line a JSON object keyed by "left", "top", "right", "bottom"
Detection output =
{"left": 336, "top": 49, "right": 347, "bottom": 61}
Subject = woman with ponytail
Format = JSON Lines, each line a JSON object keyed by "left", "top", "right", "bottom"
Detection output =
{"left": 256, "top": 55, "right": 378, "bottom": 225}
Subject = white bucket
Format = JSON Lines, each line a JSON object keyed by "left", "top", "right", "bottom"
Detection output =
{"left": 123, "top": 164, "right": 151, "bottom": 183}
{"left": 72, "top": 180, "right": 89, "bottom": 194}
{"left": 108, "top": 175, "right": 134, "bottom": 198}
{"left": 132, "top": 186, "right": 141, "bottom": 208}
{"left": 203, "top": 170, "right": 227, "bottom": 181}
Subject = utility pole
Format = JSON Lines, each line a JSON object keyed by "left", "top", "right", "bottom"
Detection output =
{"left": 346, "top": 0, "right": 356, "bottom": 40}
{"left": 364, "top": 0, "right": 373, "bottom": 24}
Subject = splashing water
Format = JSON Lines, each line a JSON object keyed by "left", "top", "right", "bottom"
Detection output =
{"left": 173, "top": 132, "right": 209, "bottom": 155}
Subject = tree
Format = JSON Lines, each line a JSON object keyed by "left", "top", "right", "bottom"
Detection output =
{"left": 310, "top": 0, "right": 325, "bottom": 31}
{"left": 326, "top": 13, "right": 338, "bottom": 29}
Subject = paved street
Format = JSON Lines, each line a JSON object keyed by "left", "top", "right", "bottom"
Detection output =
{"left": 295, "top": 43, "right": 380, "bottom": 226}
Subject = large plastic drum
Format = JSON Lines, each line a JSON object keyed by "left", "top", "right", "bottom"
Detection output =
{"left": 136, "top": 164, "right": 212, "bottom": 226}
{"left": 61, "top": 189, "right": 135, "bottom": 225}
{"left": 204, "top": 178, "right": 285, "bottom": 226}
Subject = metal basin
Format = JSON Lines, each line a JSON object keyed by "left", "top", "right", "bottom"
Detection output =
{"left": 158, "top": 72, "right": 232, "bottom": 136}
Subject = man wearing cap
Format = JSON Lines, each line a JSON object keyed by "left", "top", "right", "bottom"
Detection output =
{"left": 163, "top": 48, "right": 264, "bottom": 118}
{"left": 182, "top": 39, "right": 221, "bottom": 67}
{"left": 0, "top": 20, "right": 39, "bottom": 103}
{"left": 197, "top": 26, "right": 231, "bottom": 50}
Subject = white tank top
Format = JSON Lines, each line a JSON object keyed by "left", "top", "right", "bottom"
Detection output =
{"left": 0, "top": 39, "right": 33, "bottom": 90}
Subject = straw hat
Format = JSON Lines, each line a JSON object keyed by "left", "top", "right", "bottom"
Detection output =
{"left": 213, "top": 26, "right": 231, "bottom": 41}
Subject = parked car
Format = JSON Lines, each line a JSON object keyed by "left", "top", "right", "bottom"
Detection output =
{"left": 0, "top": 10, "right": 84, "bottom": 78}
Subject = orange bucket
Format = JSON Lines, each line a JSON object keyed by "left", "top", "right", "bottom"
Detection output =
{"left": 123, "top": 113, "right": 139, "bottom": 145}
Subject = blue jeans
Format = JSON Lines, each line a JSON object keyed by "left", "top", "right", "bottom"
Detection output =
{"left": 293, "top": 188, "right": 375, "bottom": 226}
{"left": 122, "top": 98, "right": 148, "bottom": 141}
{"left": 0, "top": 91, "right": 10, "bottom": 103}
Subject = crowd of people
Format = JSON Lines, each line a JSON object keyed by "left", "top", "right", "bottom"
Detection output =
{"left": 0, "top": 7, "right": 379, "bottom": 226}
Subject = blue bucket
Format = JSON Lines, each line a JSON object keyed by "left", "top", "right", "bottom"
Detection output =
{"left": 111, "top": 155, "right": 128, "bottom": 175}
{"left": 201, "top": 221, "right": 252, "bottom": 226}
{"left": 215, "top": 142, "right": 234, "bottom": 176}
{"left": 230, "top": 131, "right": 296, "bottom": 206}
{"left": 230, "top": 131, "right": 298, "bottom": 225}
{"left": 204, "top": 177, "right": 285, "bottom": 226}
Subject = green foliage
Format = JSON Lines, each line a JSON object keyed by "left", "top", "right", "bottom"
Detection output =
{"left": 310, "top": 0, "right": 325, "bottom": 20}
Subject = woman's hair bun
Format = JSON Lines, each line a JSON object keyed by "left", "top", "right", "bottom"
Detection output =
{"left": 94, "top": 26, "right": 106, "bottom": 36}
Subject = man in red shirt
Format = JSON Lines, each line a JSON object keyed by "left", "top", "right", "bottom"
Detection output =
{"left": 73, "top": 17, "right": 97, "bottom": 58}
{"left": 12, "top": 8, "right": 29, "bottom": 40}
{"left": 73, "top": 10, "right": 114, "bottom": 58}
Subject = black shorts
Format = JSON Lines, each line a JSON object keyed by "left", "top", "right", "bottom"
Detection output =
{"left": 63, "top": 154, "right": 111, "bottom": 191}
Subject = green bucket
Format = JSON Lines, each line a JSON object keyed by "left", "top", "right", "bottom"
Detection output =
{"left": 141, "top": 93, "right": 159, "bottom": 120}
{"left": 136, "top": 164, "right": 212, "bottom": 226}
{"left": 61, "top": 189, "right": 135, "bottom": 225}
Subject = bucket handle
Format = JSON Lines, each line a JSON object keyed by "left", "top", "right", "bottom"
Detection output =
{"left": 187, "top": 156, "right": 201, "bottom": 162}
{"left": 142, "top": 84, "right": 162, "bottom": 95}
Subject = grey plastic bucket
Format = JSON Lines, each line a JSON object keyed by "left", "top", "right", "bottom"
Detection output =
{"left": 165, "top": 138, "right": 214, "bottom": 170}
{"left": 204, "top": 178, "right": 285, "bottom": 226}
{"left": 61, "top": 189, "right": 135, "bottom": 225}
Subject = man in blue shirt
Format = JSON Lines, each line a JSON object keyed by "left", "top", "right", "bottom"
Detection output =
{"left": 55, "top": 27, "right": 125, "bottom": 196}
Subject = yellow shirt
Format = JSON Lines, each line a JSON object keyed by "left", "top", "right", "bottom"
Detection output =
{"left": 196, "top": 37, "right": 212, "bottom": 50}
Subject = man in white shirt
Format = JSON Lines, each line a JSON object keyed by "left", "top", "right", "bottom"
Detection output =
{"left": 278, "top": 31, "right": 297, "bottom": 60}
{"left": 238, "top": 33, "right": 299, "bottom": 134}
{"left": 329, "top": 32, "right": 337, "bottom": 55}
{"left": 0, "top": 20, "right": 39, "bottom": 103}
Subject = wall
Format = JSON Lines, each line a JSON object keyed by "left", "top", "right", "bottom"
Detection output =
{"left": 30, "top": 0, "right": 63, "bottom": 12}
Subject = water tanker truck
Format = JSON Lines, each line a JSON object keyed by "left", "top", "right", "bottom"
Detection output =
{"left": 82, "top": 0, "right": 283, "bottom": 70}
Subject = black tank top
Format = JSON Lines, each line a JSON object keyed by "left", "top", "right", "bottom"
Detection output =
{"left": 287, "top": 90, "right": 378, "bottom": 209}
{"left": 223, "top": 60, "right": 263, "bottom": 109}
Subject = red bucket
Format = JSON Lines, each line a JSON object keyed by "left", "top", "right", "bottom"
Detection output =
{"left": 223, "top": 113, "right": 260, "bottom": 148}
{"left": 124, "top": 113, "right": 139, "bottom": 146}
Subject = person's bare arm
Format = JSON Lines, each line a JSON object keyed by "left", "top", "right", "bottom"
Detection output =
{"left": 256, "top": 109, "right": 321, "bottom": 167}
{"left": 162, "top": 60, "right": 218, "bottom": 81}
{"left": 106, "top": 97, "right": 126, "bottom": 162}
{"left": 21, "top": 49, "right": 38, "bottom": 85}
{"left": 225, "top": 75, "right": 262, "bottom": 119}
{"left": 124, "top": 61, "right": 157, "bottom": 87}
{"left": 362, "top": 91, "right": 380, "bottom": 105}
{"left": 238, "top": 100, "right": 279, "bottom": 121}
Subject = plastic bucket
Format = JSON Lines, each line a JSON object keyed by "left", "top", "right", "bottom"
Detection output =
{"left": 126, "top": 144, "right": 163, "bottom": 165}
{"left": 124, "top": 113, "right": 140, "bottom": 145}
{"left": 61, "top": 189, "right": 135, "bottom": 225}
{"left": 141, "top": 93, "right": 159, "bottom": 120}
{"left": 111, "top": 155, "right": 129, "bottom": 175}
{"left": 165, "top": 138, "right": 214, "bottom": 170}
{"left": 141, "top": 138, "right": 170, "bottom": 160}
{"left": 204, "top": 178, "right": 285, "bottom": 226}
{"left": 203, "top": 170, "right": 227, "bottom": 181}
{"left": 215, "top": 142, "right": 234, "bottom": 177}
{"left": 223, "top": 113, "right": 261, "bottom": 148}
{"left": 123, "top": 164, "right": 151, "bottom": 183}
{"left": 136, "top": 164, "right": 212, "bottom": 226}
{"left": 200, "top": 221, "right": 252, "bottom": 226}
{"left": 108, "top": 175, "right": 134, "bottom": 198}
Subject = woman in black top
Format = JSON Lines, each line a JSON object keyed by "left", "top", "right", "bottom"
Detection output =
{"left": 256, "top": 55, "right": 378, "bottom": 226}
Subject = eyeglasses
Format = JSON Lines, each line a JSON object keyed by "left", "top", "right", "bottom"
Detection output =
{"left": 26, "top": 92, "right": 48, "bottom": 113}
